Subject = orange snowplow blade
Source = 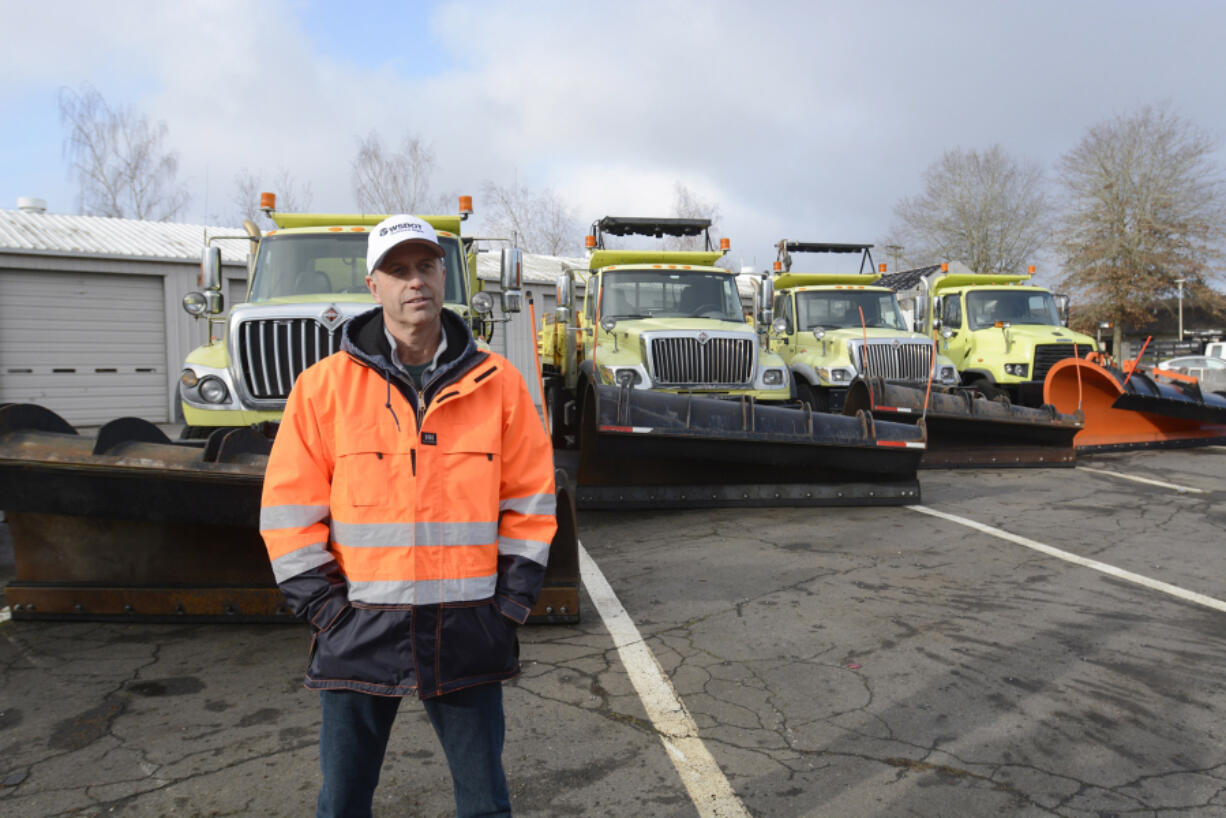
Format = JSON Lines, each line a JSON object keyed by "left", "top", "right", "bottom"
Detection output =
{"left": 1043, "top": 358, "right": 1226, "bottom": 451}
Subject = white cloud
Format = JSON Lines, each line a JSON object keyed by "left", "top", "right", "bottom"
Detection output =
{"left": 4, "top": 0, "right": 1226, "bottom": 266}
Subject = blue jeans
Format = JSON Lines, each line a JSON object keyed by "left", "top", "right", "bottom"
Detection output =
{"left": 317, "top": 685, "right": 510, "bottom": 818}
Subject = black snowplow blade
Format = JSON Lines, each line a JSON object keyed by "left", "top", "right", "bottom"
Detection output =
{"left": 571, "top": 384, "right": 924, "bottom": 508}
{"left": 0, "top": 403, "right": 580, "bottom": 625}
{"left": 842, "top": 378, "right": 1083, "bottom": 469}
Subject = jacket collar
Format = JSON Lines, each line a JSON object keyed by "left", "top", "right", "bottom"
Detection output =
{"left": 342, "top": 307, "right": 487, "bottom": 395}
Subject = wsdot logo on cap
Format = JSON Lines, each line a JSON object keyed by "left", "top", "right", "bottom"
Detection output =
{"left": 367, "top": 215, "right": 445, "bottom": 275}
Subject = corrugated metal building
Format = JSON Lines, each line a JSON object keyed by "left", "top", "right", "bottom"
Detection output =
{"left": 0, "top": 203, "right": 249, "bottom": 425}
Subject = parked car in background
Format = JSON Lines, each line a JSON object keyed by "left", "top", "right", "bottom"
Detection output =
{"left": 1156, "top": 355, "right": 1226, "bottom": 393}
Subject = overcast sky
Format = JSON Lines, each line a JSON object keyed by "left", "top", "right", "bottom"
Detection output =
{"left": 4, "top": 0, "right": 1225, "bottom": 280}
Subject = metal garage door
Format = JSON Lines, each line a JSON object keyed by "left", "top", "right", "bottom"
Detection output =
{"left": 0, "top": 269, "right": 167, "bottom": 425}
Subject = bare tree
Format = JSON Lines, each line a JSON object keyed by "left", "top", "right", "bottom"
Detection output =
{"left": 351, "top": 131, "right": 436, "bottom": 213}
{"left": 886, "top": 145, "right": 1050, "bottom": 273}
{"left": 1057, "top": 104, "right": 1226, "bottom": 347}
{"left": 668, "top": 182, "right": 722, "bottom": 251}
{"left": 231, "top": 168, "right": 314, "bottom": 229}
{"left": 58, "top": 84, "right": 190, "bottom": 221}
{"left": 482, "top": 180, "right": 581, "bottom": 256}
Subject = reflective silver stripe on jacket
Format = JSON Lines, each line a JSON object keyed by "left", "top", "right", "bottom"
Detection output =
{"left": 347, "top": 575, "right": 498, "bottom": 605}
{"left": 497, "top": 536, "right": 550, "bottom": 566}
{"left": 498, "top": 493, "right": 557, "bottom": 517}
{"left": 260, "top": 504, "right": 329, "bottom": 531}
{"left": 270, "top": 542, "right": 335, "bottom": 583}
{"left": 329, "top": 520, "right": 499, "bottom": 548}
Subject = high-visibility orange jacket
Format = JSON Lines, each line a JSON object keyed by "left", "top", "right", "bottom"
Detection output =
{"left": 260, "top": 307, "right": 557, "bottom": 698}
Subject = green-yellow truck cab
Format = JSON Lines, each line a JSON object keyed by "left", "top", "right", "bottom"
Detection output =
{"left": 911, "top": 272, "right": 1095, "bottom": 405}
{"left": 765, "top": 272, "right": 959, "bottom": 412}
{"left": 540, "top": 248, "right": 792, "bottom": 443}
{"left": 180, "top": 203, "right": 506, "bottom": 435}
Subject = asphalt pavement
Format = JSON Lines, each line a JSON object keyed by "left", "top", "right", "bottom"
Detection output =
{"left": 2, "top": 446, "right": 1225, "bottom": 816}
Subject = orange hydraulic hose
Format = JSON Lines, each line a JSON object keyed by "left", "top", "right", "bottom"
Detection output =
{"left": 1122, "top": 336, "right": 1152, "bottom": 388}
{"left": 527, "top": 292, "right": 549, "bottom": 434}
{"left": 922, "top": 335, "right": 936, "bottom": 418}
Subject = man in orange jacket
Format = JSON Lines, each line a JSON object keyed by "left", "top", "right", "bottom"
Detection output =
{"left": 260, "top": 214, "right": 557, "bottom": 818}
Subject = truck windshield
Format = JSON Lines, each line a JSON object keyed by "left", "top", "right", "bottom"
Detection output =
{"left": 965, "top": 289, "right": 1060, "bottom": 330}
{"left": 600, "top": 270, "right": 743, "bottom": 321}
{"left": 796, "top": 290, "right": 906, "bottom": 331}
{"left": 248, "top": 233, "right": 466, "bottom": 304}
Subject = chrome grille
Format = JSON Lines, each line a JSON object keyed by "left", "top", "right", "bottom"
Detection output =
{"left": 854, "top": 341, "right": 934, "bottom": 381}
{"left": 647, "top": 335, "right": 754, "bottom": 386}
{"left": 238, "top": 318, "right": 345, "bottom": 400}
{"left": 1032, "top": 344, "right": 1080, "bottom": 381}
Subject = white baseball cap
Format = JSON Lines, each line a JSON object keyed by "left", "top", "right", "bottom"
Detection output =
{"left": 367, "top": 214, "right": 445, "bottom": 275}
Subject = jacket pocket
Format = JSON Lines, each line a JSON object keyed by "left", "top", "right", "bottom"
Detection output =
{"left": 439, "top": 446, "right": 499, "bottom": 517}
{"left": 310, "top": 604, "right": 415, "bottom": 689}
{"left": 334, "top": 450, "right": 389, "bottom": 507}
{"left": 435, "top": 599, "right": 518, "bottom": 687}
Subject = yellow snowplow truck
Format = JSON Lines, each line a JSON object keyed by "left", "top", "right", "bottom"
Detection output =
{"left": 538, "top": 217, "right": 926, "bottom": 508}
{"left": 0, "top": 197, "right": 581, "bottom": 625}
{"left": 901, "top": 265, "right": 1096, "bottom": 405}
{"left": 766, "top": 243, "right": 1083, "bottom": 467}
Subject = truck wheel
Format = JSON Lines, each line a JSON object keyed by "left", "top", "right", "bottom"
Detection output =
{"left": 797, "top": 381, "right": 829, "bottom": 413}
{"left": 546, "top": 383, "right": 572, "bottom": 449}
{"left": 971, "top": 378, "right": 1001, "bottom": 401}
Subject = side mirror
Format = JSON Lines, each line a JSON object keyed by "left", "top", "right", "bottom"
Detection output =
{"left": 556, "top": 271, "right": 573, "bottom": 310}
{"left": 205, "top": 290, "right": 224, "bottom": 316}
{"left": 499, "top": 247, "right": 524, "bottom": 314}
{"left": 1054, "top": 293, "right": 1070, "bottom": 326}
{"left": 200, "top": 246, "right": 222, "bottom": 291}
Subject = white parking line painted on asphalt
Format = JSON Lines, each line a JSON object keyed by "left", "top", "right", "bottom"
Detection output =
{"left": 578, "top": 541, "right": 751, "bottom": 818}
{"left": 1075, "top": 465, "right": 1204, "bottom": 494}
{"left": 907, "top": 505, "right": 1226, "bottom": 615}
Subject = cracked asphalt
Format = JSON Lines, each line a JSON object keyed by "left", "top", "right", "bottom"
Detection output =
{"left": 2, "top": 446, "right": 1225, "bottom": 816}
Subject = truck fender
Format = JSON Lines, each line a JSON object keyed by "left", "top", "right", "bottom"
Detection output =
{"left": 960, "top": 368, "right": 995, "bottom": 386}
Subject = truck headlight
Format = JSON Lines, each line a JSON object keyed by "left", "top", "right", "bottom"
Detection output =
{"left": 1004, "top": 363, "right": 1029, "bottom": 377}
{"left": 199, "top": 376, "right": 230, "bottom": 404}
{"left": 614, "top": 368, "right": 641, "bottom": 387}
{"left": 830, "top": 368, "right": 851, "bottom": 383}
{"left": 763, "top": 369, "right": 784, "bottom": 386}
{"left": 939, "top": 366, "right": 956, "bottom": 382}
{"left": 180, "top": 369, "right": 199, "bottom": 388}
{"left": 183, "top": 291, "right": 207, "bottom": 316}
{"left": 471, "top": 291, "right": 494, "bottom": 315}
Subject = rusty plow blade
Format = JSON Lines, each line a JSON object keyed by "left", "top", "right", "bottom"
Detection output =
{"left": 571, "top": 384, "right": 925, "bottom": 509}
{"left": 843, "top": 378, "right": 1083, "bottom": 469}
{"left": 0, "top": 403, "right": 579, "bottom": 625}
{"left": 1043, "top": 359, "right": 1226, "bottom": 452}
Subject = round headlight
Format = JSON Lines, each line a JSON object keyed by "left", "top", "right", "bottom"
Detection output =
{"left": 615, "top": 368, "right": 640, "bottom": 387}
{"left": 772, "top": 317, "right": 788, "bottom": 334}
{"left": 183, "top": 291, "right": 207, "bottom": 316}
{"left": 600, "top": 316, "right": 617, "bottom": 332}
{"left": 180, "top": 369, "right": 199, "bottom": 388}
{"left": 812, "top": 328, "right": 825, "bottom": 341}
{"left": 199, "top": 376, "right": 229, "bottom": 404}
{"left": 471, "top": 291, "right": 494, "bottom": 315}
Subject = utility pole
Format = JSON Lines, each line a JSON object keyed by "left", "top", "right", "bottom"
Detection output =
{"left": 884, "top": 244, "right": 903, "bottom": 273}
{"left": 1175, "top": 278, "right": 1186, "bottom": 341}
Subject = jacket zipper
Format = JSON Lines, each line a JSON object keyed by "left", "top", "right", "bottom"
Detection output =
{"left": 412, "top": 384, "right": 425, "bottom": 477}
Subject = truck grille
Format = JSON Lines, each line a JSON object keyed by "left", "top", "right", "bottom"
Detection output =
{"left": 237, "top": 318, "right": 346, "bottom": 400}
{"left": 853, "top": 341, "right": 934, "bottom": 381}
{"left": 647, "top": 335, "right": 754, "bottom": 386}
{"left": 1032, "top": 344, "right": 1080, "bottom": 381}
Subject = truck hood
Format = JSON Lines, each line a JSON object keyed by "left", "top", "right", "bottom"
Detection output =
{"left": 970, "top": 324, "right": 1096, "bottom": 353}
